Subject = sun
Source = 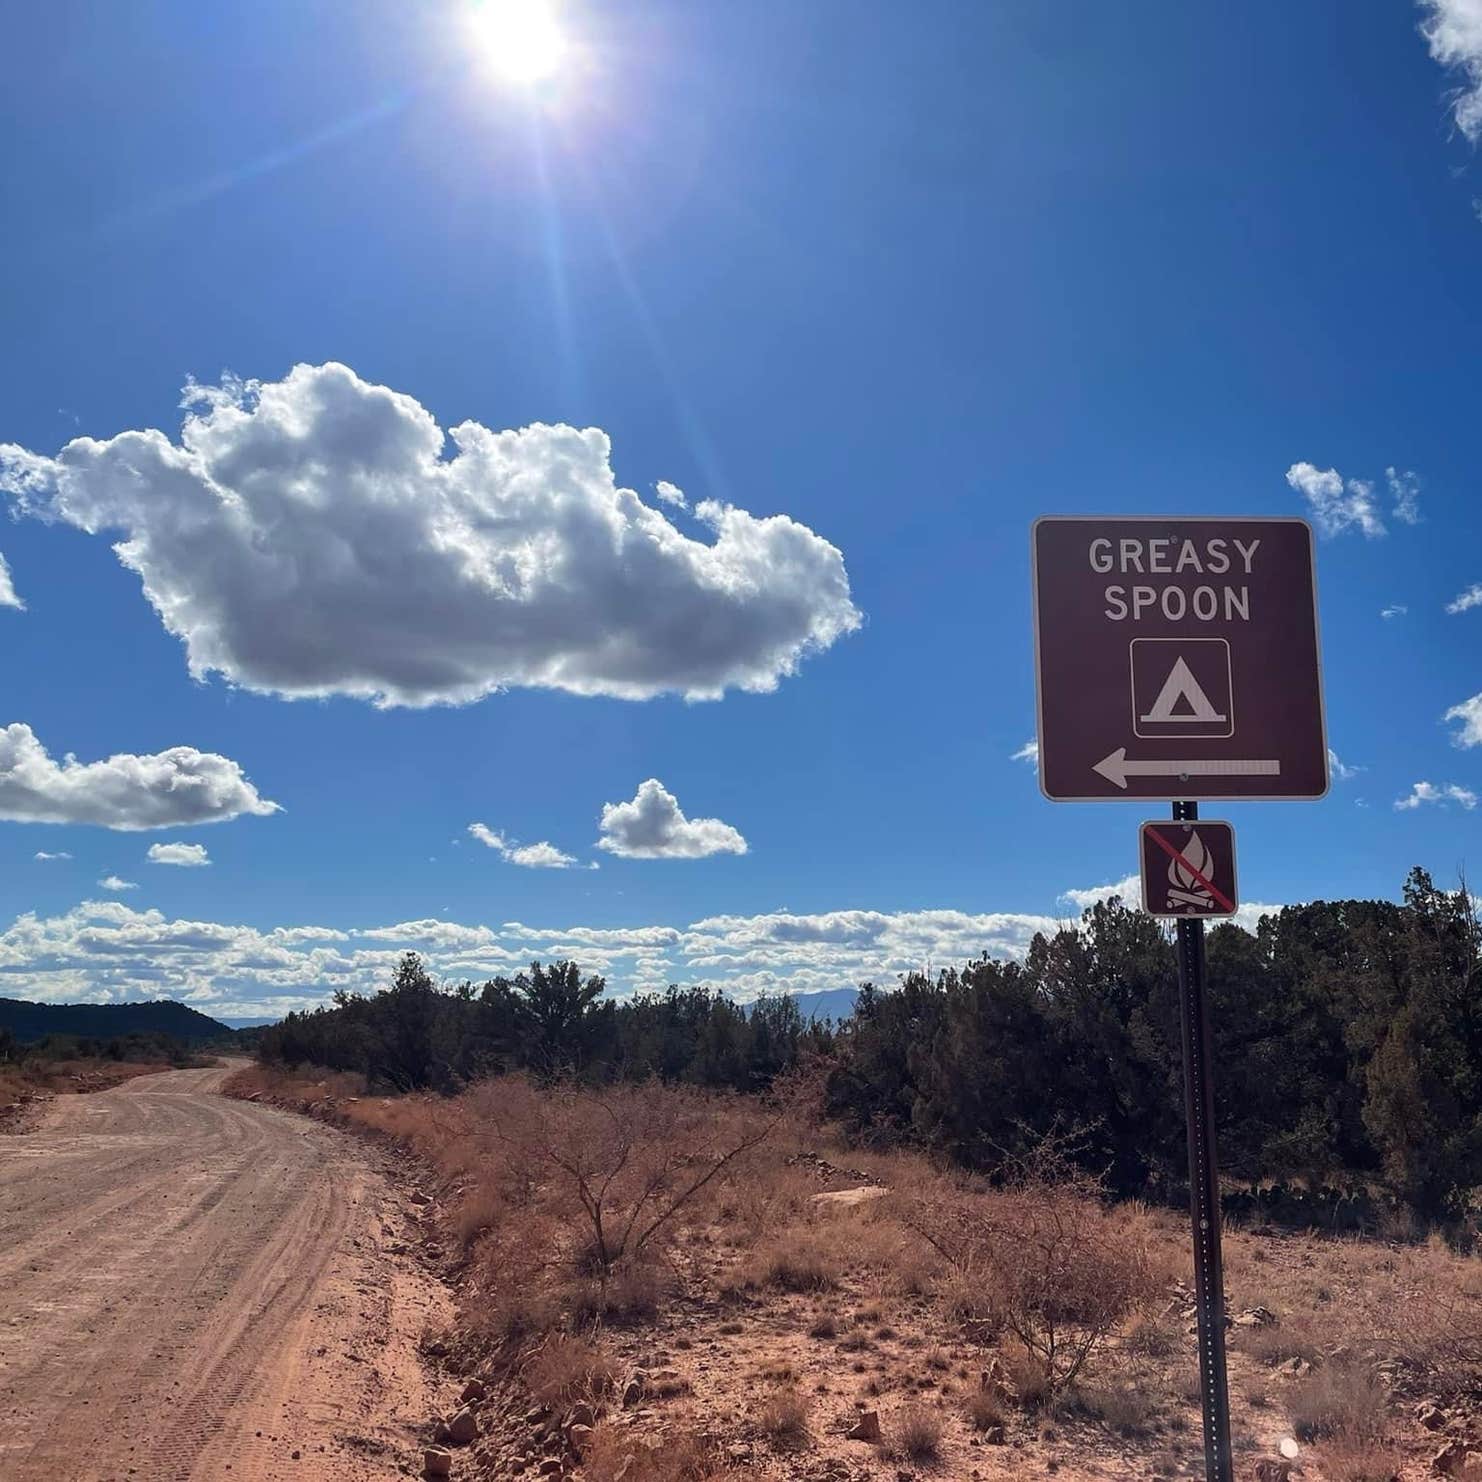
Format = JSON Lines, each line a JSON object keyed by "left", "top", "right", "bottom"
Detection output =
{"left": 470, "top": 0, "right": 568, "bottom": 85}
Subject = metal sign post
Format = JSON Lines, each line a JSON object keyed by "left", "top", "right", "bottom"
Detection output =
{"left": 1029, "top": 516, "right": 1329, "bottom": 1482}
{"left": 1171, "top": 799, "right": 1232, "bottom": 1482}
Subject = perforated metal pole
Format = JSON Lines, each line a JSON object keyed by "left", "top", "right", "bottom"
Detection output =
{"left": 1172, "top": 799, "right": 1233, "bottom": 1482}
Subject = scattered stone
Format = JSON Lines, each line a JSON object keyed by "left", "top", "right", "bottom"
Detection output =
{"left": 567, "top": 1401, "right": 595, "bottom": 1429}
{"left": 1276, "top": 1357, "right": 1312, "bottom": 1377}
{"left": 846, "top": 1411, "right": 882, "bottom": 1442}
{"left": 621, "top": 1378, "right": 644, "bottom": 1408}
{"left": 538, "top": 1460, "right": 563, "bottom": 1478}
{"left": 459, "top": 1379, "right": 486, "bottom": 1405}
{"left": 422, "top": 1448, "right": 453, "bottom": 1479}
{"left": 1253, "top": 1462, "right": 1291, "bottom": 1482}
{"left": 1432, "top": 1441, "right": 1471, "bottom": 1476}
{"left": 1234, "top": 1306, "right": 1278, "bottom": 1327}
{"left": 410, "top": 1190, "right": 432, "bottom": 1206}
{"left": 1279, "top": 1438, "right": 1301, "bottom": 1460}
{"left": 446, "top": 1407, "right": 478, "bottom": 1445}
{"left": 567, "top": 1424, "right": 593, "bottom": 1456}
{"left": 1420, "top": 1404, "right": 1447, "bottom": 1431}
{"left": 984, "top": 1425, "right": 1006, "bottom": 1445}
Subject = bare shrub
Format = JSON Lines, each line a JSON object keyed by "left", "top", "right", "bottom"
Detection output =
{"left": 1124, "top": 1317, "right": 1176, "bottom": 1359}
{"left": 755, "top": 1387, "right": 811, "bottom": 1446}
{"left": 1288, "top": 1364, "right": 1387, "bottom": 1445}
{"left": 478, "top": 1078, "right": 778, "bottom": 1286}
{"left": 522, "top": 1333, "right": 617, "bottom": 1412}
{"left": 885, "top": 1400, "right": 943, "bottom": 1462}
{"left": 907, "top": 1162, "right": 1160, "bottom": 1394}
{"left": 808, "top": 1314, "right": 839, "bottom": 1339}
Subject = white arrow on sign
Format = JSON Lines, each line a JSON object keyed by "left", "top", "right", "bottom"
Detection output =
{"left": 1093, "top": 748, "right": 1281, "bottom": 790}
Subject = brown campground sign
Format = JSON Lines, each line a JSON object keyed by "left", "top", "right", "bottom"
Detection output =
{"left": 1031, "top": 517, "right": 1327, "bottom": 801}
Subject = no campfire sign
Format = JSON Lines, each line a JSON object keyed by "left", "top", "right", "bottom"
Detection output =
{"left": 1031, "top": 517, "right": 1328, "bottom": 801}
{"left": 1140, "top": 820, "right": 1238, "bottom": 919}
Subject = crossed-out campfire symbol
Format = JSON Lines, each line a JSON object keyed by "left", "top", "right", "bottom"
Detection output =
{"left": 1168, "top": 830, "right": 1215, "bottom": 911}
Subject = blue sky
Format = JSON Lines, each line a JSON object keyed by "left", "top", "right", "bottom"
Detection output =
{"left": 1, "top": 0, "right": 1480, "bottom": 1016}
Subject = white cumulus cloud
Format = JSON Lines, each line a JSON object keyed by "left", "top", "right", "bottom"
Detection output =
{"left": 0, "top": 723, "right": 279, "bottom": 830}
{"left": 0, "top": 364, "right": 860, "bottom": 708}
{"left": 0, "top": 552, "right": 23, "bottom": 610}
{"left": 1420, "top": 0, "right": 1482, "bottom": 141}
{"left": 99, "top": 875, "right": 138, "bottom": 891}
{"left": 0, "top": 884, "right": 1307, "bottom": 1017}
{"left": 1395, "top": 780, "right": 1478, "bottom": 811}
{"left": 34, "top": 850, "right": 71, "bottom": 861}
{"left": 1060, "top": 875, "right": 1141, "bottom": 912}
{"left": 467, "top": 821, "right": 581, "bottom": 870}
{"left": 1387, "top": 467, "right": 1423, "bottom": 524}
{"left": 147, "top": 841, "right": 211, "bottom": 867}
{"left": 654, "top": 480, "right": 687, "bottom": 509}
{"left": 1445, "top": 693, "right": 1482, "bottom": 747}
{"left": 1446, "top": 584, "right": 1482, "bottom": 614}
{"left": 1285, "top": 463, "right": 1386, "bottom": 538}
{"left": 597, "top": 779, "right": 748, "bottom": 859}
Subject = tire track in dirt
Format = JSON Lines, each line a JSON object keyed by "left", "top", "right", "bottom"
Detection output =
{"left": 0, "top": 1064, "right": 450, "bottom": 1481}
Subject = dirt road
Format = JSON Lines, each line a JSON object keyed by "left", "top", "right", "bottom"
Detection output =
{"left": 0, "top": 1064, "right": 450, "bottom": 1481}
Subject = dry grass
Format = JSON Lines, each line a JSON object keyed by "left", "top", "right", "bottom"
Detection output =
{"left": 755, "top": 1386, "right": 810, "bottom": 1445}
{"left": 964, "top": 1385, "right": 1008, "bottom": 1431}
{"left": 1002, "top": 1337, "right": 1055, "bottom": 1410}
{"left": 885, "top": 1399, "right": 944, "bottom": 1462}
{"left": 732, "top": 1230, "right": 840, "bottom": 1293}
{"left": 1067, "top": 1381, "right": 1159, "bottom": 1437}
{"left": 0, "top": 1057, "right": 178, "bottom": 1113}
{"left": 1288, "top": 1364, "right": 1388, "bottom": 1446}
{"left": 1238, "top": 1316, "right": 1325, "bottom": 1369}
{"left": 582, "top": 1429, "right": 743, "bottom": 1482}
{"left": 521, "top": 1334, "right": 618, "bottom": 1412}
{"left": 1316, "top": 1438, "right": 1407, "bottom": 1481}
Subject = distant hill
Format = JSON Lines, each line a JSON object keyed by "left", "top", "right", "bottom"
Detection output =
{"left": 0, "top": 997, "right": 234, "bottom": 1044}
{"left": 777, "top": 988, "right": 860, "bottom": 1023}
{"left": 219, "top": 1017, "right": 279, "bottom": 1030}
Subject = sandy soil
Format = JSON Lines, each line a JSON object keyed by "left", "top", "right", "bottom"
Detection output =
{"left": 0, "top": 1062, "right": 451, "bottom": 1482}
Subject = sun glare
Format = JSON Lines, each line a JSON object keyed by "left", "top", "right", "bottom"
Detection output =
{"left": 470, "top": 0, "right": 568, "bottom": 85}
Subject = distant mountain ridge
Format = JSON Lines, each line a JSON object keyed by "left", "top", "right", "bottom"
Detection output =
{"left": 771, "top": 988, "right": 860, "bottom": 1023}
{"left": 0, "top": 997, "right": 234, "bottom": 1043}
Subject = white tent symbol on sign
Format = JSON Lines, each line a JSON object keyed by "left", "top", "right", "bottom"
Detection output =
{"left": 1139, "top": 656, "right": 1227, "bottom": 726}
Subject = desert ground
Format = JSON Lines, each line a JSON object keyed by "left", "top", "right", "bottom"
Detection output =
{"left": 8, "top": 1060, "right": 1482, "bottom": 1482}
